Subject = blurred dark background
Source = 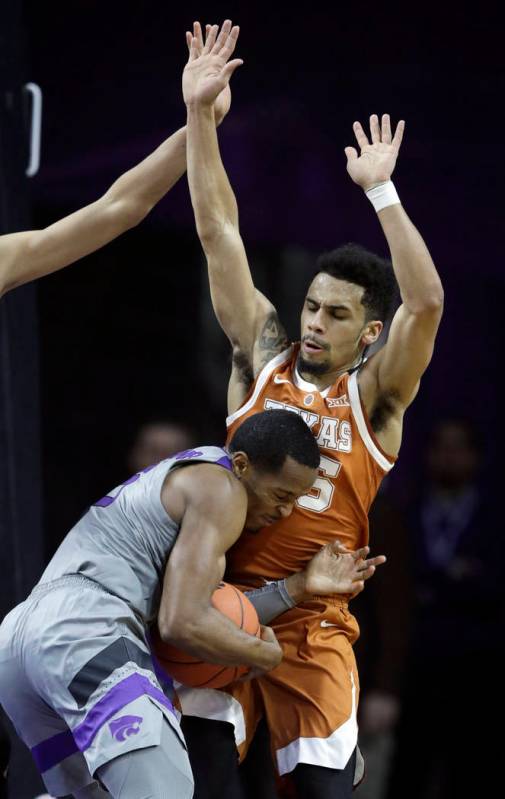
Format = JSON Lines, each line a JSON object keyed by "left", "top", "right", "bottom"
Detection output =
{"left": 0, "top": 1, "right": 503, "bottom": 797}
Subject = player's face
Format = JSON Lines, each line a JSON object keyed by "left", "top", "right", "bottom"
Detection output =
{"left": 299, "top": 273, "right": 379, "bottom": 377}
{"left": 243, "top": 455, "right": 317, "bottom": 531}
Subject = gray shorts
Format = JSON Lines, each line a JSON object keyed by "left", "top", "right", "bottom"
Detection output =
{"left": 0, "top": 575, "right": 189, "bottom": 797}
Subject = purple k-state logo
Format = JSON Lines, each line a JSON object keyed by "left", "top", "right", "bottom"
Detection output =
{"left": 109, "top": 715, "right": 144, "bottom": 742}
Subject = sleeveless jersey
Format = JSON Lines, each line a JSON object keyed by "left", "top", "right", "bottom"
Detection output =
{"left": 39, "top": 447, "right": 232, "bottom": 623}
{"left": 225, "top": 344, "right": 396, "bottom": 587}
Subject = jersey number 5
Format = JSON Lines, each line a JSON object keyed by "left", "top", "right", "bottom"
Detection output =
{"left": 296, "top": 454, "right": 341, "bottom": 514}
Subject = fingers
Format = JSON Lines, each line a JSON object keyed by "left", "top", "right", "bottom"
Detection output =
{"left": 353, "top": 121, "right": 370, "bottom": 151}
{"left": 392, "top": 119, "right": 406, "bottom": 150}
{"left": 203, "top": 23, "right": 219, "bottom": 53}
{"left": 382, "top": 113, "right": 392, "bottom": 144}
{"left": 354, "top": 114, "right": 404, "bottom": 149}
{"left": 345, "top": 146, "right": 358, "bottom": 164}
{"left": 188, "top": 35, "right": 199, "bottom": 62}
{"left": 370, "top": 114, "right": 381, "bottom": 144}
{"left": 220, "top": 58, "right": 243, "bottom": 85}
{"left": 193, "top": 21, "right": 204, "bottom": 51}
{"left": 220, "top": 25, "right": 240, "bottom": 61}
{"left": 357, "top": 555, "right": 387, "bottom": 573}
{"left": 211, "top": 19, "right": 233, "bottom": 54}
{"left": 353, "top": 546, "right": 370, "bottom": 561}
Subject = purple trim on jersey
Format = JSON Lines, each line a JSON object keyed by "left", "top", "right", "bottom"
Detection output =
{"left": 215, "top": 455, "right": 232, "bottom": 470}
{"left": 175, "top": 449, "right": 204, "bottom": 460}
{"left": 72, "top": 673, "right": 175, "bottom": 752}
{"left": 31, "top": 674, "right": 175, "bottom": 773}
{"left": 31, "top": 729, "right": 78, "bottom": 773}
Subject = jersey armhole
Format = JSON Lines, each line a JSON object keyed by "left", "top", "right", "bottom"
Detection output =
{"left": 348, "top": 372, "right": 396, "bottom": 472}
{"left": 226, "top": 345, "right": 294, "bottom": 427}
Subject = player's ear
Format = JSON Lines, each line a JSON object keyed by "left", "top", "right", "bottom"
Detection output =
{"left": 361, "top": 320, "right": 383, "bottom": 347}
{"left": 231, "top": 451, "right": 250, "bottom": 479}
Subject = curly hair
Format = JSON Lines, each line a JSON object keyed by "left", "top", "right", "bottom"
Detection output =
{"left": 314, "top": 243, "right": 397, "bottom": 322}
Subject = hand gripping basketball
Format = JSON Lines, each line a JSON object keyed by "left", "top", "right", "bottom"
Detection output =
{"left": 152, "top": 582, "right": 261, "bottom": 689}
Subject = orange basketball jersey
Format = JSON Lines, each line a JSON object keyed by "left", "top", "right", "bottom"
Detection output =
{"left": 226, "top": 343, "right": 396, "bottom": 588}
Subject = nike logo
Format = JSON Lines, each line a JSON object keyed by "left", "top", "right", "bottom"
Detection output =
{"left": 273, "top": 375, "right": 292, "bottom": 385}
{"left": 320, "top": 620, "right": 339, "bottom": 628}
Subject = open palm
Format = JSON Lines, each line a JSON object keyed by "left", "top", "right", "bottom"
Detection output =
{"left": 345, "top": 114, "right": 405, "bottom": 191}
{"left": 304, "top": 541, "right": 386, "bottom": 597}
{"left": 183, "top": 20, "right": 242, "bottom": 109}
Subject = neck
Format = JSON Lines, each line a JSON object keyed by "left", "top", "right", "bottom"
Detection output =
{"left": 296, "top": 352, "right": 364, "bottom": 391}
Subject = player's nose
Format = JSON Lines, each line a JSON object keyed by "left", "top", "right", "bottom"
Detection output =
{"left": 308, "top": 309, "right": 326, "bottom": 332}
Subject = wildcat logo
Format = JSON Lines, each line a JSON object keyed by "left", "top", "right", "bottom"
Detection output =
{"left": 325, "top": 394, "right": 350, "bottom": 408}
{"left": 109, "top": 715, "right": 144, "bottom": 742}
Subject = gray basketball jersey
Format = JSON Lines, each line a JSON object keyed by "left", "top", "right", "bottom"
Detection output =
{"left": 39, "top": 447, "right": 232, "bottom": 622}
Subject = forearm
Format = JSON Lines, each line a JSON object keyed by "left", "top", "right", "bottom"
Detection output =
{"left": 186, "top": 103, "right": 238, "bottom": 241}
{"left": 166, "top": 606, "right": 273, "bottom": 669}
{"left": 375, "top": 202, "right": 444, "bottom": 313}
{"left": 245, "top": 578, "right": 302, "bottom": 625}
{"left": 0, "top": 127, "right": 191, "bottom": 296}
{"left": 105, "top": 126, "right": 187, "bottom": 215}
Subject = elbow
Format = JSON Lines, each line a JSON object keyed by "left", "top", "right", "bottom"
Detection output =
{"left": 410, "top": 287, "right": 444, "bottom": 317}
{"left": 195, "top": 211, "right": 237, "bottom": 251}
{"left": 196, "top": 218, "right": 226, "bottom": 251}
{"left": 113, "top": 198, "right": 150, "bottom": 230}
{"left": 104, "top": 193, "right": 150, "bottom": 231}
{"left": 157, "top": 606, "right": 198, "bottom": 647}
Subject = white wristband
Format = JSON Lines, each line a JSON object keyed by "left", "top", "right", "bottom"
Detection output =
{"left": 365, "top": 180, "right": 400, "bottom": 213}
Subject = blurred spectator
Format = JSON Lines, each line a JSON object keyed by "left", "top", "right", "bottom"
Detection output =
{"left": 127, "top": 419, "right": 196, "bottom": 473}
{"left": 353, "top": 486, "right": 411, "bottom": 799}
{"left": 387, "top": 418, "right": 502, "bottom": 799}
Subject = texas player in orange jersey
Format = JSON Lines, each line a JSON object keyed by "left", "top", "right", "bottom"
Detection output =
{"left": 180, "top": 20, "right": 444, "bottom": 799}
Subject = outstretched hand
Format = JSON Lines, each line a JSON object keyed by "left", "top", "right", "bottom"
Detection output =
{"left": 183, "top": 19, "right": 243, "bottom": 112}
{"left": 345, "top": 114, "right": 405, "bottom": 191}
{"left": 303, "top": 539, "right": 386, "bottom": 598}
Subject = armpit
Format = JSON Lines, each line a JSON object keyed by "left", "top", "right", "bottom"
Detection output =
{"left": 370, "top": 390, "right": 402, "bottom": 433}
{"left": 232, "top": 347, "right": 254, "bottom": 389}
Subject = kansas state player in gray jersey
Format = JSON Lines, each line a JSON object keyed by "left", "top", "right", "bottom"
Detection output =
{"left": 0, "top": 411, "right": 382, "bottom": 799}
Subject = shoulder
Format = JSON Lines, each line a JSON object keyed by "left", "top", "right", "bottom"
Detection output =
{"left": 163, "top": 461, "right": 246, "bottom": 517}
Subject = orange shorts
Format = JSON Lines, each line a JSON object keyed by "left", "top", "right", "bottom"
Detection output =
{"left": 177, "top": 597, "right": 361, "bottom": 777}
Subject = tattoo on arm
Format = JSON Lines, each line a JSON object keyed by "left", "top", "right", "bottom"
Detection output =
{"left": 257, "top": 312, "right": 289, "bottom": 371}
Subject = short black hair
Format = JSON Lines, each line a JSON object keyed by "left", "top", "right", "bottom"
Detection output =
{"left": 314, "top": 243, "right": 397, "bottom": 322}
{"left": 228, "top": 410, "right": 320, "bottom": 472}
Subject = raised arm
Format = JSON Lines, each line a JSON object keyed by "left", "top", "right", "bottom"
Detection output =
{"left": 183, "top": 21, "right": 288, "bottom": 386}
{"left": 346, "top": 114, "right": 444, "bottom": 454}
{"left": 0, "top": 68, "right": 232, "bottom": 299}
{"left": 158, "top": 464, "right": 282, "bottom": 671}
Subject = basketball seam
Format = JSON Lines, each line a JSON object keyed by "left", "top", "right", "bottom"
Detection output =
{"left": 230, "top": 584, "right": 244, "bottom": 629}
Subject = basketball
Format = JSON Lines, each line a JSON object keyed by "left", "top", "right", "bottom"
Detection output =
{"left": 152, "top": 582, "right": 261, "bottom": 688}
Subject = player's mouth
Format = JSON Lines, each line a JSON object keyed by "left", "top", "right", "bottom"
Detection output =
{"left": 302, "top": 337, "right": 327, "bottom": 356}
{"left": 262, "top": 514, "right": 279, "bottom": 526}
